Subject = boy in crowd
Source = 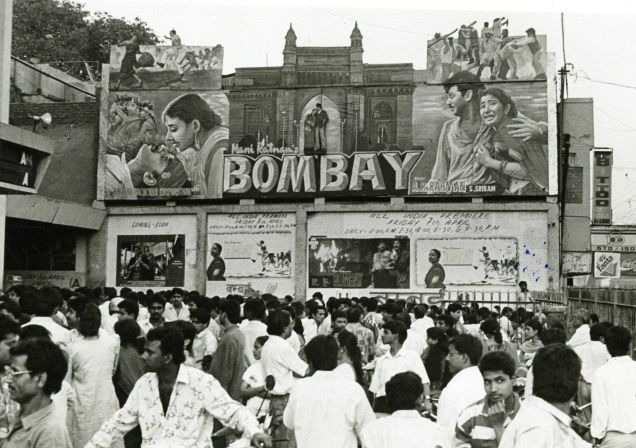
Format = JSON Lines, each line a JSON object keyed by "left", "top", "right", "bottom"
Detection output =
{"left": 361, "top": 372, "right": 442, "bottom": 448}
{"left": 454, "top": 351, "right": 521, "bottom": 447}
{"left": 499, "top": 344, "right": 589, "bottom": 448}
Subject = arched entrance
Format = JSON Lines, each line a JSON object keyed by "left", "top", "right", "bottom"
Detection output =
{"left": 299, "top": 95, "right": 341, "bottom": 154}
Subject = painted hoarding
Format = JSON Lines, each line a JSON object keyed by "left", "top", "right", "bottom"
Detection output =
{"left": 206, "top": 213, "right": 295, "bottom": 298}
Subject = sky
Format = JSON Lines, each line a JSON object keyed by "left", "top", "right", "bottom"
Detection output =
{"left": 77, "top": 0, "right": 636, "bottom": 223}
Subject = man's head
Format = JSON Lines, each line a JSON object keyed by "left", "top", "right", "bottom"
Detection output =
{"left": 442, "top": 71, "right": 484, "bottom": 118}
{"left": 244, "top": 298, "right": 266, "bottom": 321}
{"left": 386, "top": 372, "right": 423, "bottom": 412}
{"left": 191, "top": 308, "right": 211, "bottom": 334}
{"left": 332, "top": 309, "right": 348, "bottom": 333}
{"left": 532, "top": 344, "right": 580, "bottom": 404}
{"left": 381, "top": 320, "right": 407, "bottom": 346}
{"left": 118, "top": 299, "right": 139, "bottom": 321}
{"left": 148, "top": 294, "right": 166, "bottom": 321}
{"left": 304, "top": 335, "right": 338, "bottom": 372}
{"left": 447, "top": 334, "right": 482, "bottom": 373}
{"left": 538, "top": 327, "right": 566, "bottom": 345}
{"left": 219, "top": 299, "right": 241, "bottom": 326}
{"left": 267, "top": 309, "right": 293, "bottom": 338}
{"left": 525, "top": 27, "right": 536, "bottom": 37}
{"left": 210, "top": 243, "right": 222, "bottom": 258}
{"left": 170, "top": 288, "right": 185, "bottom": 309}
{"left": 114, "top": 319, "right": 141, "bottom": 346}
{"left": 312, "top": 306, "right": 327, "bottom": 325}
{"left": 518, "top": 281, "right": 528, "bottom": 292}
{"left": 428, "top": 249, "right": 441, "bottom": 264}
{"left": 413, "top": 304, "right": 429, "bottom": 320}
{"left": 479, "top": 351, "right": 515, "bottom": 404}
{"left": 605, "top": 326, "right": 631, "bottom": 357}
{"left": 143, "top": 326, "right": 185, "bottom": 372}
{"left": 447, "top": 302, "right": 462, "bottom": 322}
{"left": 435, "top": 314, "right": 454, "bottom": 331}
{"left": 8, "top": 339, "right": 67, "bottom": 404}
{"left": 346, "top": 306, "right": 363, "bottom": 324}
{"left": 0, "top": 315, "right": 20, "bottom": 367}
{"left": 316, "top": 103, "right": 322, "bottom": 110}
{"left": 573, "top": 308, "right": 590, "bottom": 328}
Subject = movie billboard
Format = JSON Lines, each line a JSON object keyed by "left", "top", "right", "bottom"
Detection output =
{"left": 307, "top": 211, "right": 549, "bottom": 297}
{"left": 308, "top": 238, "right": 410, "bottom": 289}
{"left": 426, "top": 19, "right": 547, "bottom": 84}
{"left": 206, "top": 213, "right": 295, "bottom": 298}
{"left": 106, "top": 215, "right": 198, "bottom": 290}
{"left": 100, "top": 90, "right": 229, "bottom": 200}
{"left": 223, "top": 81, "right": 553, "bottom": 198}
{"left": 109, "top": 44, "right": 223, "bottom": 91}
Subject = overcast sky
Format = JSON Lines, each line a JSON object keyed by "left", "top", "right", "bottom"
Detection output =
{"left": 78, "top": 0, "right": 636, "bottom": 222}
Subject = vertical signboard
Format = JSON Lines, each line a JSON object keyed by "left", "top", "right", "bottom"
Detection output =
{"left": 592, "top": 148, "right": 612, "bottom": 225}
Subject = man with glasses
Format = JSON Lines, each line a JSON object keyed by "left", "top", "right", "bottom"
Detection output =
{"left": 4, "top": 338, "right": 71, "bottom": 447}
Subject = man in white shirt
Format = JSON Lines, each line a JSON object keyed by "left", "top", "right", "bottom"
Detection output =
{"left": 86, "top": 326, "right": 271, "bottom": 448}
{"left": 370, "top": 320, "right": 431, "bottom": 414}
{"left": 301, "top": 301, "right": 328, "bottom": 343}
{"left": 261, "top": 310, "right": 308, "bottom": 447}
{"left": 163, "top": 288, "right": 190, "bottom": 322}
{"left": 411, "top": 304, "right": 435, "bottom": 338}
{"left": 361, "top": 371, "right": 442, "bottom": 448}
{"left": 437, "top": 334, "right": 485, "bottom": 447}
{"left": 591, "top": 325, "right": 636, "bottom": 447}
{"left": 283, "top": 335, "right": 375, "bottom": 448}
{"left": 23, "top": 289, "right": 70, "bottom": 347}
{"left": 395, "top": 312, "right": 428, "bottom": 357}
{"left": 500, "top": 344, "right": 590, "bottom": 448}
{"left": 567, "top": 308, "right": 591, "bottom": 348}
{"left": 241, "top": 299, "right": 268, "bottom": 365}
{"left": 190, "top": 308, "right": 217, "bottom": 370}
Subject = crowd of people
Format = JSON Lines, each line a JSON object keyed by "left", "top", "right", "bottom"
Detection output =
{"left": 0, "top": 284, "right": 634, "bottom": 448}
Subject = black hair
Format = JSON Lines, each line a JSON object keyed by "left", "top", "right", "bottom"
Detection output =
{"left": 146, "top": 326, "right": 185, "bottom": 365}
{"left": 442, "top": 71, "right": 484, "bottom": 99}
{"left": 413, "top": 304, "right": 429, "bottom": 319}
{"left": 480, "top": 318, "right": 503, "bottom": 345}
{"left": 480, "top": 87, "right": 518, "bottom": 118}
{"left": 383, "top": 319, "right": 407, "bottom": 344}
{"left": 532, "top": 344, "right": 580, "bottom": 403}
{"left": 447, "top": 303, "right": 462, "bottom": 314}
{"left": 524, "top": 318, "right": 542, "bottom": 333}
{"left": 304, "top": 335, "right": 338, "bottom": 371}
{"left": 20, "top": 324, "right": 51, "bottom": 341}
{"left": 426, "top": 326, "right": 448, "bottom": 344}
{"left": 220, "top": 299, "right": 241, "bottom": 324}
{"left": 244, "top": 298, "right": 266, "bottom": 321}
{"left": 148, "top": 294, "right": 166, "bottom": 307}
{"left": 255, "top": 335, "right": 269, "bottom": 347}
{"left": 10, "top": 339, "right": 67, "bottom": 395}
{"left": 162, "top": 93, "right": 222, "bottom": 130}
{"left": 430, "top": 248, "right": 441, "bottom": 259}
{"left": 267, "top": 310, "right": 291, "bottom": 336}
{"left": 538, "top": 328, "right": 566, "bottom": 345}
{"left": 605, "top": 326, "right": 631, "bottom": 357}
{"left": 394, "top": 312, "right": 412, "bottom": 328}
{"left": 332, "top": 309, "right": 348, "bottom": 322}
{"left": 386, "top": 372, "right": 423, "bottom": 412}
{"left": 118, "top": 299, "right": 139, "bottom": 319}
{"left": 0, "top": 300, "right": 21, "bottom": 320}
{"left": 346, "top": 306, "right": 363, "bottom": 323}
{"left": 449, "top": 334, "right": 483, "bottom": 366}
{"left": 590, "top": 324, "right": 607, "bottom": 342}
{"left": 191, "top": 307, "right": 211, "bottom": 326}
{"left": 336, "top": 330, "right": 365, "bottom": 386}
{"left": 79, "top": 303, "right": 101, "bottom": 337}
{"left": 114, "top": 319, "right": 141, "bottom": 346}
{"left": 0, "top": 314, "right": 20, "bottom": 341}
{"left": 167, "top": 320, "right": 197, "bottom": 352}
{"left": 479, "top": 351, "right": 515, "bottom": 378}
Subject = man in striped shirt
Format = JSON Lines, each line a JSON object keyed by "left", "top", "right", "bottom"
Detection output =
{"left": 454, "top": 351, "right": 521, "bottom": 447}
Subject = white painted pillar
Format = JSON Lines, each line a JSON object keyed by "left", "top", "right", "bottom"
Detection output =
{"left": 0, "top": 0, "right": 13, "bottom": 124}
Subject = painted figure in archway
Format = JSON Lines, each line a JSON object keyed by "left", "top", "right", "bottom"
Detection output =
{"left": 311, "top": 103, "right": 329, "bottom": 153}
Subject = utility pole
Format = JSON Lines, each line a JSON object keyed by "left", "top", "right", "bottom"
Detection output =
{"left": 558, "top": 63, "right": 571, "bottom": 282}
